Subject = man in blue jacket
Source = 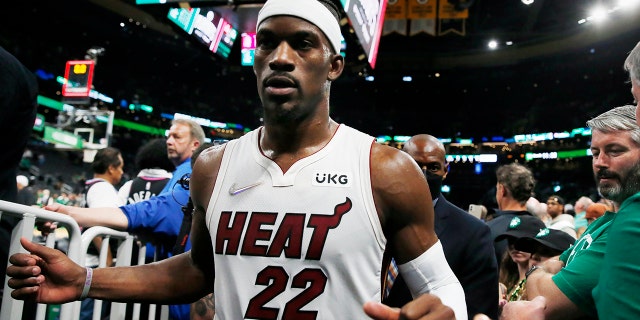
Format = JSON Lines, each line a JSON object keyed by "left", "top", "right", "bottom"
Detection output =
{"left": 44, "top": 118, "right": 205, "bottom": 320}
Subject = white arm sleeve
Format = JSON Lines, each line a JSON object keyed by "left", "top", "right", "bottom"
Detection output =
{"left": 397, "top": 240, "right": 467, "bottom": 320}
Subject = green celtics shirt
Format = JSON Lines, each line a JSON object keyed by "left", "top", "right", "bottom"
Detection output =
{"left": 594, "top": 192, "right": 640, "bottom": 319}
{"left": 552, "top": 209, "right": 614, "bottom": 317}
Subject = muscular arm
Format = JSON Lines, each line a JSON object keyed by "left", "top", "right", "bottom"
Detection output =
{"left": 525, "top": 260, "right": 583, "bottom": 320}
{"left": 8, "top": 148, "right": 222, "bottom": 305}
{"left": 88, "top": 252, "right": 208, "bottom": 303}
{"left": 9, "top": 237, "right": 209, "bottom": 304}
{"left": 188, "top": 144, "right": 224, "bottom": 298}
{"left": 370, "top": 143, "right": 465, "bottom": 319}
{"left": 370, "top": 143, "right": 437, "bottom": 263}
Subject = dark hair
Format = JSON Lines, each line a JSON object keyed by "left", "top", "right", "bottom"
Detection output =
{"left": 191, "top": 142, "right": 215, "bottom": 168}
{"left": 496, "top": 163, "right": 536, "bottom": 203}
{"left": 547, "top": 195, "right": 565, "bottom": 205}
{"left": 135, "top": 138, "right": 175, "bottom": 172}
{"left": 498, "top": 251, "right": 519, "bottom": 294}
{"left": 91, "top": 147, "right": 122, "bottom": 174}
{"left": 319, "top": 0, "right": 343, "bottom": 22}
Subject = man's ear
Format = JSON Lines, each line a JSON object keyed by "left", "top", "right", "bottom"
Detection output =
{"left": 443, "top": 162, "right": 450, "bottom": 180}
{"left": 327, "top": 54, "right": 344, "bottom": 81}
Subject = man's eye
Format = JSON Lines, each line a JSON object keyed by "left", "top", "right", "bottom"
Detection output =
{"left": 293, "top": 39, "right": 313, "bottom": 50}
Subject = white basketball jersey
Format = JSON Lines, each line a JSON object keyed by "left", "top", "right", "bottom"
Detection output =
{"left": 206, "top": 124, "right": 387, "bottom": 320}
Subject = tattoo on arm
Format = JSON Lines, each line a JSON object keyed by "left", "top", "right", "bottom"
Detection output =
{"left": 191, "top": 293, "right": 215, "bottom": 320}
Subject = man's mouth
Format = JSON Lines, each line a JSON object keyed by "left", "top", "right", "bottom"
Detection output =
{"left": 264, "top": 75, "right": 296, "bottom": 95}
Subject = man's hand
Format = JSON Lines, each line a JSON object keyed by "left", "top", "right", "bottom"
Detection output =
{"left": 499, "top": 296, "right": 546, "bottom": 320}
{"left": 38, "top": 203, "right": 71, "bottom": 235}
{"left": 35, "top": 221, "right": 57, "bottom": 237}
{"left": 44, "top": 203, "right": 70, "bottom": 214}
{"left": 7, "top": 237, "right": 84, "bottom": 303}
{"left": 364, "top": 294, "right": 455, "bottom": 320}
{"left": 539, "top": 258, "right": 564, "bottom": 275}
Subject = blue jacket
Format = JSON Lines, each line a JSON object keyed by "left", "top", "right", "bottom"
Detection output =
{"left": 120, "top": 158, "right": 193, "bottom": 320}
{"left": 161, "top": 159, "right": 192, "bottom": 194}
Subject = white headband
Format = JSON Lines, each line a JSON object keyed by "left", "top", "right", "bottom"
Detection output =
{"left": 257, "top": 0, "right": 342, "bottom": 54}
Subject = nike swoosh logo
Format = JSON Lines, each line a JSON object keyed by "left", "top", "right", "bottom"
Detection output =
{"left": 228, "top": 181, "right": 263, "bottom": 195}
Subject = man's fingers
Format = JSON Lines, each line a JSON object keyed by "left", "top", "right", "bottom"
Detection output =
{"left": 7, "top": 274, "right": 43, "bottom": 288}
{"left": 363, "top": 301, "right": 400, "bottom": 320}
{"left": 10, "top": 285, "right": 40, "bottom": 300}
{"left": 8, "top": 252, "right": 37, "bottom": 266}
{"left": 20, "top": 237, "right": 56, "bottom": 262}
{"left": 6, "top": 263, "right": 41, "bottom": 280}
{"left": 398, "top": 293, "right": 455, "bottom": 320}
{"left": 43, "top": 203, "right": 59, "bottom": 211}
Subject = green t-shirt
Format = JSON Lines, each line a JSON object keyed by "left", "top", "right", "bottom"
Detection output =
{"left": 552, "top": 210, "right": 614, "bottom": 316}
{"left": 594, "top": 192, "right": 640, "bottom": 318}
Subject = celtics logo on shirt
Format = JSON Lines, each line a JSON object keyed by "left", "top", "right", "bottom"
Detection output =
{"left": 509, "top": 217, "right": 522, "bottom": 229}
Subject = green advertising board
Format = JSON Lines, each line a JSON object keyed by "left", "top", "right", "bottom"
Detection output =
{"left": 43, "top": 126, "right": 83, "bottom": 149}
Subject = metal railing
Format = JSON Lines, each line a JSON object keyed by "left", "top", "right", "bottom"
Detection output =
{"left": 0, "top": 200, "right": 168, "bottom": 320}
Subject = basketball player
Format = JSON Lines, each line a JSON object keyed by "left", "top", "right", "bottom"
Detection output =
{"left": 6, "top": 0, "right": 465, "bottom": 318}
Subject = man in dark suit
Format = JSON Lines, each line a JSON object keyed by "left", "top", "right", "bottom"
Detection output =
{"left": 383, "top": 134, "right": 499, "bottom": 319}
{"left": 0, "top": 46, "right": 38, "bottom": 309}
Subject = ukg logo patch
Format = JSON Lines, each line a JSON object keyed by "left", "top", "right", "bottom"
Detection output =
{"left": 312, "top": 172, "right": 351, "bottom": 187}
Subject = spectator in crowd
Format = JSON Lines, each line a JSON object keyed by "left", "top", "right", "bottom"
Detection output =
{"left": 585, "top": 202, "right": 606, "bottom": 224}
{"left": 515, "top": 227, "right": 575, "bottom": 267}
{"left": 0, "top": 45, "right": 38, "bottom": 312}
{"left": 116, "top": 138, "right": 174, "bottom": 320}
{"left": 6, "top": 1, "right": 467, "bottom": 319}
{"left": 80, "top": 146, "right": 125, "bottom": 320}
{"left": 566, "top": 35, "right": 640, "bottom": 320}
{"left": 117, "top": 137, "right": 174, "bottom": 262}
{"left": 15, "top": 175, "right": 36, "bottom": 206}
{"left": 526, "top": 196, "right": 551, "bottom": 225}
{"left": 545, "top": 195, "right": 577, "bottom": 239}
{"left": 502, "top": 105, "right": 637, "bottom": 319}
{"left": 354, "top": 34, "right": 640, "bottom": 320}
{"left": 118, "top": 138, "right": 174, "bottom": 206}
{"left": 36, "top": 188, "right": 52, "bottom": 207}
{"left": 495, "top": 215, "right": 546, "bottom": 302}
{"left": 491, "top": 40, "right": 640, "bottom": 320}
{"left": 486, "top": 162, "right": 538, "bottom": 265}
{"left": 598, "top": 198, "right": 617, "bottom": 212}
{"left": 42, "top": 118, "right": 204, "bottom": 320}
{"left": 563, "top": 203, "right": 575, "bottom": 217}
{"left": 592, "top": 103, "right": 640, "bottom": 316}
{"left": 573, "top": 196, "right": 594, "bottom": 238}
{"left": 82, "top": 147, "right": 125, "bottom": 209}
{"left": 384, "top": 133, "right": 499, "bottom": 319}
{"left": 159, "top": 119, "right": 200, "bottom": 195}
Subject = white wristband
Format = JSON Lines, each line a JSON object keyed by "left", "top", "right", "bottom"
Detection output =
{"left": 397, "top": 240, "right": 467, "bottom": 320}
{"left": 79, "top": 267, "right": 93, "bottom": 300}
